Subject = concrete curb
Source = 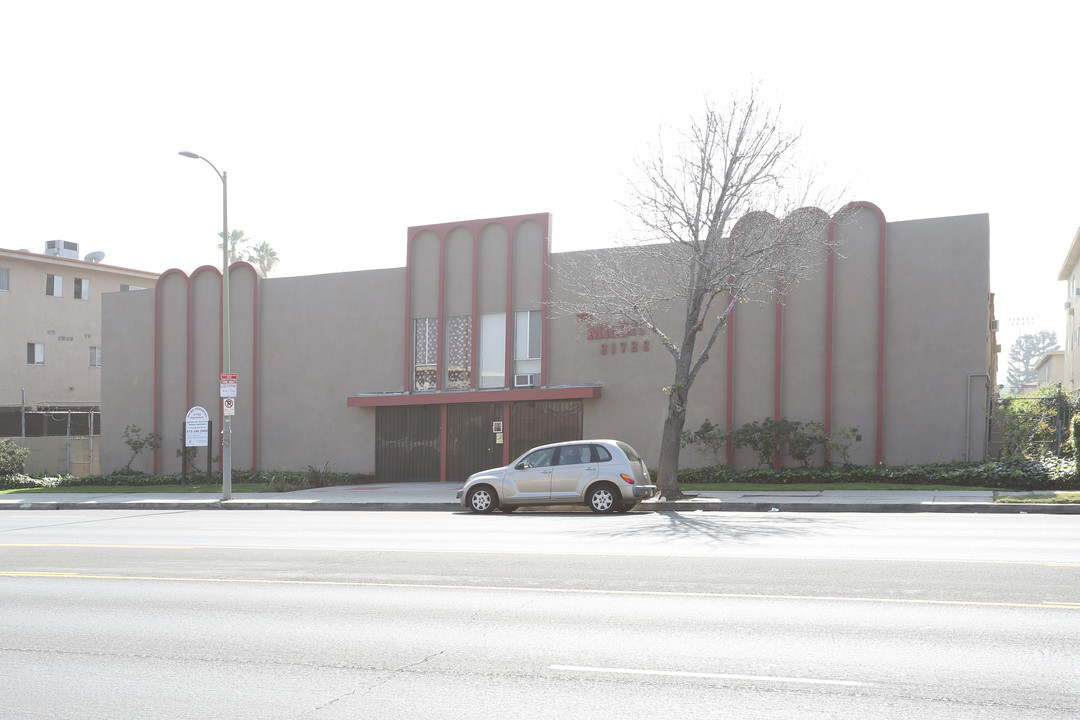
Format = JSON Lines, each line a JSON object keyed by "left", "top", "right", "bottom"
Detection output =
{"left": 4, "top": 500, "right": 1078, "bottom": 514}
{"left": 1, "top": 501, "right": 464, "bottom": 512}
{"left": 642, "top": 501, "right": 1080, "bottom": 514}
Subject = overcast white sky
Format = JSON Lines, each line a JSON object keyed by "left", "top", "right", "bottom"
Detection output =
{"left": 3, "top": 0, "right": 1077, "bottom": 357}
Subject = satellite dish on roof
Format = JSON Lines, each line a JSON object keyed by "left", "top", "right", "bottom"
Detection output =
{"left": 84, "top": 251, "right": 106, "bottom": 263}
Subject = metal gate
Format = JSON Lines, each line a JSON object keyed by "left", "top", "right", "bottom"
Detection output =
{"left": 446, "top": 403, "right": 503, "bottom": 482}
{"left": 509, "top": 400, "right": 583, "bottom": 461}
{"left": 375, "top": 405, "right": 440, "bottom": 482}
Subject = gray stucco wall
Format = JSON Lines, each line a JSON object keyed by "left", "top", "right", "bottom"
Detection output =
{"left": 100, "top": 210, "right": 993, "bottom": 476}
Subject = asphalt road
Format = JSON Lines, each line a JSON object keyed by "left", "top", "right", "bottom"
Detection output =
{"left": 2, "top": 510, "right": 1078, "bottom": 719}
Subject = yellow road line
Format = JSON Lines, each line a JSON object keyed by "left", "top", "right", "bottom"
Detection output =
{"left": 0, "top": 543, "right": 197, "bottom": 550}
{"left": 0, "top": 571, "right": 1076, "bottom": 610}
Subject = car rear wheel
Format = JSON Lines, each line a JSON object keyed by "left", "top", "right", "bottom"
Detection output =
{"left": 587, "top": 484, "right": 618, "bottom": 513}
{"left": 467, "top": 486, "right": 497, "bottom": 513}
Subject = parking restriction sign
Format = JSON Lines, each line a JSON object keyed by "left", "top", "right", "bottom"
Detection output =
{"left": 223, "top": 397, "right": 235, "bottom": 416}
{"left": 220, "top": 373, "right": 237, "bottom": 398}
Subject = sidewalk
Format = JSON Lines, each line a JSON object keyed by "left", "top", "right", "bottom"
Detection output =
{"left": 1, "top": 484, "right": 1078, "bottom": 513}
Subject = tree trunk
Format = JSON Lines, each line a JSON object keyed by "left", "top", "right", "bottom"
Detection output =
{"left": 656, "top": 381, "right": 690, "bottom": 499}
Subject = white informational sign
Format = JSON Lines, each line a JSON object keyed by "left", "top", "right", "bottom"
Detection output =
{"left": 223, "top": 397, "right": 235, "bottom": 416}
{"left": 220, "top": 373, "right": 238, "bottom": 398}
{"left": 185, "top": 406, "right": 210, "bottom": 447}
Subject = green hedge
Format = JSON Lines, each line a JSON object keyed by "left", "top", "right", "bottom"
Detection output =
{"left": 677, "top": 457, "right": 1077, "bottom": 491}
{"left": 0, "top": 468, "right": 376, "bottom": 491}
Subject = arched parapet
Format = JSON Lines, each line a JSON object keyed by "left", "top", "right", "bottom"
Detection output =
{"left": 825, "top": 200, "right": 887, "bottom": 466}
{"left": 151, "top": 261, "right": 262, "bottom": 474}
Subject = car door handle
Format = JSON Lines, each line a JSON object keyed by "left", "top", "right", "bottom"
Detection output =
{"left": 584, "top": 466, "right": 595, "bottom": 471}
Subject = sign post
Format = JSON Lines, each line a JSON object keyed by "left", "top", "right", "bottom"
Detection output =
{"left": 220, "top": 374, "right": 237, "bottom": 500}
{"left": 184, "top": 407, "right": 212, "bottom": 485}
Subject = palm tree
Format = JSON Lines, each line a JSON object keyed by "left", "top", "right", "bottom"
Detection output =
{"left": 217, "top": 229, "right": 252, "bottom": 264}
{"left": 247, "top": 241, "right": 280, "bottom": 275}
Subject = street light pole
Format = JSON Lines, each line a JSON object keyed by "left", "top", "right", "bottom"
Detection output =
{"left": 179, "top": 151, "right": 232, "bottom": 500}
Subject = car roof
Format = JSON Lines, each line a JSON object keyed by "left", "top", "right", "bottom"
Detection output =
{"left": 527, "top": 439, "right": 622, "bottom": 451}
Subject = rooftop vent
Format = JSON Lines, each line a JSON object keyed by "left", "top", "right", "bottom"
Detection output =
{"left": 45, "top": 240, "right": 79, "bottom": 259}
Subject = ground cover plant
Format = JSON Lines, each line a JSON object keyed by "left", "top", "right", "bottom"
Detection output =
{"left": 0, "top": 467, "right": 375, "bottom": 493}
{"left": 676, "top": 456, "right": 1078, "bottom": 492}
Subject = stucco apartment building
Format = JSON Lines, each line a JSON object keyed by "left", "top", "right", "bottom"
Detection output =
{"left": 1, "top": 243, "right": 159, "bottom": 474}
{"left": 101, "top": 204, "right": 997, "bottom": 480}
{"left": 1057, "top": 225, "right": 1080, "bottom": 388}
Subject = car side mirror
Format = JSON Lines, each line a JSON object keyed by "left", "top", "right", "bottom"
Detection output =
{"left": 515, "top": 462, "right": 526, "bottom": 470}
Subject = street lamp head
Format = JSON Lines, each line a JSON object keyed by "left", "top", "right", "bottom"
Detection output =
{"left": 178, "top": 151, "right": 200, "bottom": 159}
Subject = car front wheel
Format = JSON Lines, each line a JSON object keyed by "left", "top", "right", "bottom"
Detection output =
{"left": 587, "top": 484, "right": 618, "bottom": 513}
{"left": 467, "top": 486, "right": 497, "bottom": 513}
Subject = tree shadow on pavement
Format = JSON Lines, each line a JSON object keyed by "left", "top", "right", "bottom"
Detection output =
{"left": 580, "top": 510, "right": 856, "bottom": 548}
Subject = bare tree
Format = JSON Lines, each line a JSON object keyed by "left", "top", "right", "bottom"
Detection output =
{"left": 554, "top": 89, "right": 840, "bottom": 498}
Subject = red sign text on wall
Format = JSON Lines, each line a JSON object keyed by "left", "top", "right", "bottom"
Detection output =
{"left": 586, "top": 321, "right": 650, "bottom": 356}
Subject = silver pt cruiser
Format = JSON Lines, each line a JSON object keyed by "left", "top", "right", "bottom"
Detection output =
{"left": 457, "top": 439, "right": 657, "bottom": 513}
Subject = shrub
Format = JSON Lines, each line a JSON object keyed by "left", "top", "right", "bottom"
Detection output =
{"left": 995, "top": 387, "right": 1078, "bottom": 459}
{"left": 307, "top": 462, "right": 331, "bottom": 488}
{"left": 682, "top": 418, "right": 861, "bottom": 468}
{"left": 680, "top": 419, "right": 728, "bottom": 465}
{"left": 0, "top": 439, "right": 31, "bottom": 477}
{"left": 122, "top": 424, "right": 162, "bottom": 471}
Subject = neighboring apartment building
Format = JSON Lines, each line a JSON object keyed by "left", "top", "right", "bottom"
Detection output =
{"left": 0, "top": 243, "right": 159, "bottom": 475}
{"left": 1034, "top": 351, "right": 1065, "bottom": 390}
{"left": 102, "top": 205, "right": 997, "bottom": 479}
{"left": 1058, "top": 224, "right": 1080, "bottom": 387}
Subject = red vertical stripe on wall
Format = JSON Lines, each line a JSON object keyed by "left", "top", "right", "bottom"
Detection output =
{"left": 471, "top": 230, "right": 480, "bottom": 389}
{"left": 404, "top": 233, "right": 414, "bottom": 393}
{"left": 504, "top": 227, "right": 514, "bottom": 387}
{"left": 540, "top": 216, "right": 550, "bottom": 387}
{"left": 436, "top": 230, "right": 446, "bottom": 392}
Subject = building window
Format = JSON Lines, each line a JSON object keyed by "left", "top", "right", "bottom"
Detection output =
{"left": 413, "top": 317, "right": 438, "bottom": 391}
{"left": 479, "top": 313, "right": 506, "bottom": 388}
{"left": 0, "top": 268, "right": 9, "bottom": 291}
{"left": 515, "top": 309, "right": 542, "bottom": 377}
{"left": 74, "top": 277, "right": 90, "bottom": 300}
{"left": 45, "top": 274, "right": 63, "bottom": 297}
{"left": 90, "top": 346, "right": 102, "bottom": 367}
{"left": 120, "top": 284, "right": 147, "bottom": 292}
{"left": 27, "top": 343, "right": 44, "bottom": 365}
{"left": 445, "top": 316, "right": 472, "bottom": 390}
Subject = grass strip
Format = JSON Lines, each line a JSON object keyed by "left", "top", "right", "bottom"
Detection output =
{"left": 995, "top": 492, "right": 1080, "bottom": 504}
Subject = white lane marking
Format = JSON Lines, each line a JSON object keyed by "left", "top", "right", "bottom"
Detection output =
{"left": 549, "top": 665, "right": 871, "bottom": 687}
